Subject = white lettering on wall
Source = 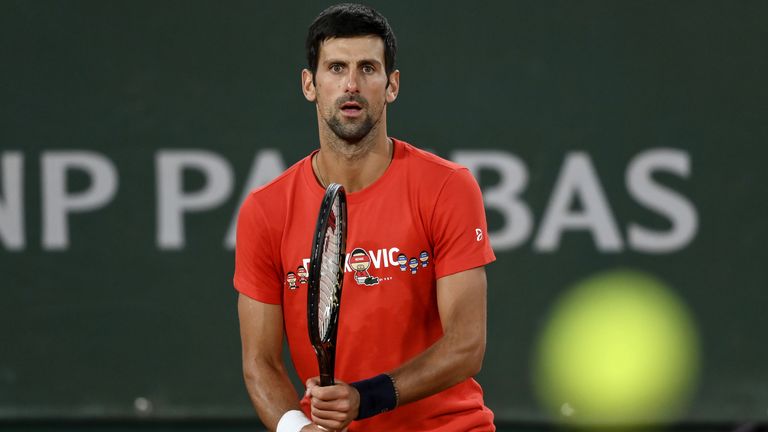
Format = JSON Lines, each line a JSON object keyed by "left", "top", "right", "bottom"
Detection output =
{"left": 42, "top": 151, "right": 118, "bottom": 250}
{"left": 627, "top": 148, "right": 698, "bottom": 253}
{"left": 534, "top": 152, "right": 623, "bottom": 252}
{"left": 4, "top": 147, "right": 698, "bottom": 254}
{"left": 0, "top": 152, "right": 24, "bottom": 250}
{"left": 156, "top": 150, "right": 233, "bottom": 250}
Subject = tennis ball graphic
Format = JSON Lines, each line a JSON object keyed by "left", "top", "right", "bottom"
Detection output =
{"left": 534, "top": 269, "right": 700, "bottom": 427}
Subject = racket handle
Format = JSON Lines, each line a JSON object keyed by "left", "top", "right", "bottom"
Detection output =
{"left": 320, "top": 373, "right": 334, "bottom": 387}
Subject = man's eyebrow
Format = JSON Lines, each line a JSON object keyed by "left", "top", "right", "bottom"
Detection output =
{"left": 322, "top": 58, "right": 383, "bottom": 66}
{"left": 323, "top": 58, "right": 348, "bottom": 65}
{"left": 357, "top": 58, "right": 383, "bottom": 66}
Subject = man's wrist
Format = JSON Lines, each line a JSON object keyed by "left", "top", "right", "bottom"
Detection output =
{"left": 350, "top": 373, "right": 399, "bottom": 420}
{"left": 276, "top": 409, "right": 311, "bottom": 432}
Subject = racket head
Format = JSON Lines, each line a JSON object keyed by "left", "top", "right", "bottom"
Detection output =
{"left": 307, "top": 183, "right": 347, "bottom": 386}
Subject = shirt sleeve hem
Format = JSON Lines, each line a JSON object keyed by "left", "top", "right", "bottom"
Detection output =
{"left": 434, "top": 251, "right": 496, "bottom": 280}
{"left": 233, "top": 276, "right": 282, "bottom": 305}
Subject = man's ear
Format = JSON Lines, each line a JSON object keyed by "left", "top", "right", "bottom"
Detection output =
{"left": 302, "top": 69, "right": 316, "bottom": 102}
{"left": 386, "top": 69, "right": 400, "bottom": 103}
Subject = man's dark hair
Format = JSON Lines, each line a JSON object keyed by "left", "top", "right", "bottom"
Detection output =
{"left": 306, "top": 3, "right": 397, "bottom": 78}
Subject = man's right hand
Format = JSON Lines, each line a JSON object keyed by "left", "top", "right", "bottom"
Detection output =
{"left": 301, "top": 425, "right": 348, "bottom": 432}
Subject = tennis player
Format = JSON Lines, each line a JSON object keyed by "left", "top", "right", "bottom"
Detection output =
{"left": 234, "top": 3, "right": 495, "bottom": 431}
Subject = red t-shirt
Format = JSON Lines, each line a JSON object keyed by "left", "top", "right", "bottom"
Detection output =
{"left": 234, "top": 139, "right": 496, "bottom": 431}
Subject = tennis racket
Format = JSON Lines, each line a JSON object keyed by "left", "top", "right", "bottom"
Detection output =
{"left": 308, "top": 183, "right": 347, "bottom": 387}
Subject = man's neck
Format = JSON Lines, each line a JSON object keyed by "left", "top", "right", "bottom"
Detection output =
{"left": 314, "top": 131, "right": 393, "bottom": 193}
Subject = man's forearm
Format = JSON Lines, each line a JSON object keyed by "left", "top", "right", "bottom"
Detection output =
{"left": 244, "top": 359, "right": 305, "bottom": 431}
{"left": 389, "top": 327, "right": 485, "bottom": 406}
{"left": 389, "top": 269, "right": 487, "bottom": 406}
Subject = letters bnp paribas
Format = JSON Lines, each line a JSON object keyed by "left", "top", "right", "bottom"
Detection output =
{"left": 0, "top": 148, "right": 696, "bottom": 254}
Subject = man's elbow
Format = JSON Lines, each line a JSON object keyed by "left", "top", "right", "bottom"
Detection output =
{"left": 458, "top": 338, "right": 486, "bottom": 378}
{"left": 242, "top": 354, "right": 283, "bottom": 384}
{"left": 468, "top": 343, "right": 486, "bottom": 377}
{"left": 242, "top": 360, "right": 259, "bottom": 383}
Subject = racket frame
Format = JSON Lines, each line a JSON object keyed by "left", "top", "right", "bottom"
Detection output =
{"left": 307, "top": 183, "right": 347, "bottom": 387}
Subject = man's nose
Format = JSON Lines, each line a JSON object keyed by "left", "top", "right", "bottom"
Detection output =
{"left": 345, "top": 69, "right": 360, "bottom": 93}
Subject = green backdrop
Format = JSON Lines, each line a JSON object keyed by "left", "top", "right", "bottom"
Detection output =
{"left": 1, "top": 0, "right": 767, "bottom": 426}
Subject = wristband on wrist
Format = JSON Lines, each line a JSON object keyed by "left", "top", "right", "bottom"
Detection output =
{"left": 350, "top": 373, "right": 399, "bottom": 420}
{"left": 276, "top": 409, "right": 311, "bottom": 432}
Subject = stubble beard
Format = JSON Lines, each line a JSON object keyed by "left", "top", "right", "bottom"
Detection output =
{"left": 320, "top": 93, "right": 387, "bottom": 158}
{"left": 326, "top": 113, "right": 375, "bottom": 144}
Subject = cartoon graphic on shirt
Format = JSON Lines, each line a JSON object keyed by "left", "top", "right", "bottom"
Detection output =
{"left": 349, "top": 248, "right": 380, "bottom": 286}
{"left": 297, "top": 265, "right": 308, "bottom": 284}
{"left": 419, "top": 250, "right": 429, "bottom": 267}
{"left": 408, "top": 257, "right": 419, "bottom": 274}
{"left": 397, "top": 253, "right": 408, "bottom": 271}
{"left": 286, "top": 272, "right": 298, "bottom": 290}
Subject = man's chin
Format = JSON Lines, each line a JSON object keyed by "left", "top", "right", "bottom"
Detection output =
{"left": 328, "top": 119, "right": 374, "bottom": 143}
{"left": 337, "top": 134, "right": 367, "bottom": 144}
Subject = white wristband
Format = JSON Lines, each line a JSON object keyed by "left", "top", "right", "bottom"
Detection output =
{"left": 276, "top": 409, "right": 312, "bottom": 432}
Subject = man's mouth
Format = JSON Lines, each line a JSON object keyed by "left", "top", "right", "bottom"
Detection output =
{"left": 340, "top": 101, "right": 363, "bottom": 113}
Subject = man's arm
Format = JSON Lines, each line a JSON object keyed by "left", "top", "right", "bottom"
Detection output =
{"left": 238, "top": 293, "right": 323, "bottom": 432}
{"left": 389, "top": 266, "right": 488, "bottom": 401}
{"left": 307, "top": 266, "right": 488, "bottom": 430}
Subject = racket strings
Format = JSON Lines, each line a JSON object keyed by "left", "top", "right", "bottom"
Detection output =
{"left": 317, "top": 203, "right": 342, "bottom": 339}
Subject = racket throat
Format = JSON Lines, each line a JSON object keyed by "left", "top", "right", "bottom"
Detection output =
{"left": 313, "top": 345, "right": 336, "bottom": 387}
{"left": 319, "top": 372, "right": 334, "bottom": 387}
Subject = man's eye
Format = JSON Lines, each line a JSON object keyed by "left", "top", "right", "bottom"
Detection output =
{"left": 330, "top": 64, "right": 343, "bottom": 73}
{"left": 362, "top": 65, "right": 374, "bottom": 74}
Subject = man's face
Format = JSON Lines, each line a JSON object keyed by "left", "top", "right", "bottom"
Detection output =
{"left": 303, "top": 36, "right": 398, "bottom": 143}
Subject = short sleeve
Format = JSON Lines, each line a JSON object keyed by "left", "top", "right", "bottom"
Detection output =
{"left": 430, "top": 168, "right": 496, "bottom": 279}
{"left": 233, "top": 193, "right": 284, "bottom": 304}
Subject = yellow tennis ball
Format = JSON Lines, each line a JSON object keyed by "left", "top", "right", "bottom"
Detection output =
{"left": 534, "top": 269, "right": 700, "bottom": 427}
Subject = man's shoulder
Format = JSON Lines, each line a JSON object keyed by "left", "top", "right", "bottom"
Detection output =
{"left": 239, "top": 154, "right": 310, "bottom": 215}
{"left": 248, "top": 154, "right": 309, "bottom": 199}
{"left": 396, "top": 139, "right": 468, "bottom": 176}
{"left": 395, "top": 139, "right": 477, "bottom": 195}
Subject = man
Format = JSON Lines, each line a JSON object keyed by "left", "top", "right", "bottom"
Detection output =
{"left": 234, "top": 4, "right": 495, "bottom": 431}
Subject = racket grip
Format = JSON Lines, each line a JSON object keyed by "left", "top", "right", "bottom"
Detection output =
{"left": 319, "top": 372, "right": 334, "bottom": 387}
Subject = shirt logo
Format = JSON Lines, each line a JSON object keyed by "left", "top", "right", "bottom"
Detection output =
{"left": 475, "top": 228, "right": 483, "bottom": 242}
